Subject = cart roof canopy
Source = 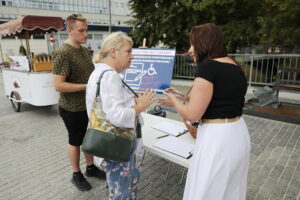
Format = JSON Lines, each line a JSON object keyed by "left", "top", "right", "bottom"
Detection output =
{"left": 0, "top": 15, "right": 64, "bottom": 37}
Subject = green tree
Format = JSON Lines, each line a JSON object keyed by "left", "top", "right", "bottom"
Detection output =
{"left": 128, "top": 0, "right": 260, "bottom": 52}
{"left": 184, "top": 0, "right": 261, "bottom": 52}
{"left": 257, "top": 0, "right": 300, "bottom": 46}
{"left": 128, "top": 0, "right": 203, "bottom": 52}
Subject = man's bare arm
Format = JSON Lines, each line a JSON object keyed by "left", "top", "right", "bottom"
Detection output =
{"left": 53, "top": 74, "right": 86, "bottom": 92}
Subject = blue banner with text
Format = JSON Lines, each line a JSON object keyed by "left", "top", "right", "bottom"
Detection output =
{"left": 122, "top": 48, "right": 175, "bottom": 93}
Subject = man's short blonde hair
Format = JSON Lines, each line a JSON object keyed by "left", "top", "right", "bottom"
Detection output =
{"left": 94, "top": 32, "right": 133, "bottom": 63}
{"left": 66, "top": 14, "right": 87, "bottom": 29}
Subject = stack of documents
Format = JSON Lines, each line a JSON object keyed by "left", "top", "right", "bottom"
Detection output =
{"left": 153, "top": 136, "right": 194, "bottom": 159}
{"left": 151, "top": 121, "right": 187, "bottom": 137}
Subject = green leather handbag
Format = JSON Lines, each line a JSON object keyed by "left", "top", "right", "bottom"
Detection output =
{"left": 82, "top": 70, "right": 135, "bottom": 162}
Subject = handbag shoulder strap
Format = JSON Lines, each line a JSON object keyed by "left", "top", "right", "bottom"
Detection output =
{"left": 95, "top": 69, "right": 141, "bottom": 134}
{"left": 121, "top": 79, "right": 139, "bottom": 98}
{"left": 95, "top": 70, "right": 138, "bottom": 98}
{"left": 95, "top": 69, "right": 113, "bottom": 97}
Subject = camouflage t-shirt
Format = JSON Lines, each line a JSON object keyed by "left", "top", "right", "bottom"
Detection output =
{"left": 52, "top": 43, "right": 94, "bottom": 112}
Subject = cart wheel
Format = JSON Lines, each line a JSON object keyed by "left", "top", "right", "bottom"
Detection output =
{"left": 10, "top": 91, "right": 21, "bottom": 112}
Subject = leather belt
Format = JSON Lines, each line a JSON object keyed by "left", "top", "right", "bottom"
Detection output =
{"left": 201, "top": 116, "right": 241, "bottom": 124}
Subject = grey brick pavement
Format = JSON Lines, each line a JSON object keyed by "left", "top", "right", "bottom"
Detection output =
{"left": 0, "top": 72, "right": 299, "bottom": 200}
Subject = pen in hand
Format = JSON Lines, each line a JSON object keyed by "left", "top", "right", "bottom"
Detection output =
{"left": 171, "top": 90, "right": 184, "bottom": 97}
{"left": 164, "top": 88, "right": 184, "bottom": 97}
{"left": 166, "top": 90, "right": 184, "bottom": 97}
{"left": 177, "top": 129, "right": 188, "bottom": 137}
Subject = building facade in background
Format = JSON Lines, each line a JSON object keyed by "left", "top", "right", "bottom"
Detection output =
{"left": 0, "top": 0, "right": 132, "bottom": 61}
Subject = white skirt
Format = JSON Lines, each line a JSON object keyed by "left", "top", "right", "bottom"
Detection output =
{"left": 183, "top": 117, "right": 251, "bottom": 200}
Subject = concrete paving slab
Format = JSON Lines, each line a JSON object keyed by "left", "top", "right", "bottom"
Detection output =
{"left": 0, "top": 71, "right": 299, "bottom": 200}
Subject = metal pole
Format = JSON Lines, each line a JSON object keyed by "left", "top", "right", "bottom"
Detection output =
{"left": 108, "top": 0, "right": 112, "bottom": 33}
{"left": 0, "top": 41, "right": 4, "bottom": 62}
{"left": 25, "top": 32, "right": 32, "bottom": 71}
{"left": 249, "top": 50, "right": 255, "bottom": 87}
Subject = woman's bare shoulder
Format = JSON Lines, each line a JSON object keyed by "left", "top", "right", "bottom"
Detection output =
{"left": 212, "top": 57, "right": 237, "bottom": 66}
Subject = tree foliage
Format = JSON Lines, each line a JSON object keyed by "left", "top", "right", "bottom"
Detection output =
{"left": 128, "top": 0, "right": 202, "bottom": 52}
{"left": 182, "top": 0, "right": 260, "bottom": 52}
{"left": 257, "top": 0, "right": 300, "bottom": 46}
{"left": 128, "top": 0, "right": 299, "bottom": 53}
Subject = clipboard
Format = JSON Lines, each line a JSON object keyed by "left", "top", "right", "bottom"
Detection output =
{"left": 151, "top": 121, "right": 188, "bottom": 137}
{"left": 153, "top": 136, "right": 194, "bottom": 159}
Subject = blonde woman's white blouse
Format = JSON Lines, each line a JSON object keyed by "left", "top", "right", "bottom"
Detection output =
{"left": 86, "top": 63, "right": 142, "bottom": 128}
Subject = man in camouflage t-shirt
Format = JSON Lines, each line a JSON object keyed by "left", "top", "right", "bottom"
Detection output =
{"left": 52, "top": 14, "right": 106, "bottom": 191}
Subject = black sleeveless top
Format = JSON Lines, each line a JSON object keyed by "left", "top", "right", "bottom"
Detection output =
{"left": 196, "top": 59, "right": 247, "bottom": 119}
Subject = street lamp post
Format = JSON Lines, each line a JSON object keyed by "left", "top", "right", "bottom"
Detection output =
{"left": 108, "top": 0, "right": 112, "bottom": 33}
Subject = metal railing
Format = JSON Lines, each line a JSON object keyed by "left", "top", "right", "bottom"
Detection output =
{"left": 173, "top": 53, "right": 300, "bottom": 87}
{"left": 173, "top": 55, "right": 195, "bottom": 79}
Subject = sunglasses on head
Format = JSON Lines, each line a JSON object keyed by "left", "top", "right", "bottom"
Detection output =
{"left": 71, "top": 13, "right": 82, "bottom": 18}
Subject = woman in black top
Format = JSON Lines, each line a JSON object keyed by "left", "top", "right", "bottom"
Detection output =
{"left": 159, "top": 23, "right": 251, "bottom": 200}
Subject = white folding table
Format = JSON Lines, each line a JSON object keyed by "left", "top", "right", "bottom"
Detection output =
{"left": 141, "top": 113, "right": 196, "bottom": 183}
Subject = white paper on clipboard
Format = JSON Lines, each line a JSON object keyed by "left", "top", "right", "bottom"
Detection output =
{"left": 151, "top": 121, "right": 187, "bottom": 137}
{"left": 153, "top": 136, "right": 194, "bottom": 159}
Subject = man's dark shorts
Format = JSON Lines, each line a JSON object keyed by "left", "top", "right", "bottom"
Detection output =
{"left": 59, "top": 106, "right": 88, "bottom": 146}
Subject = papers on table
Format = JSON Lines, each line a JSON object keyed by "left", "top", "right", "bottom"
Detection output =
{"left": 153, "top": 136, "right": 194, "bottom": 159}
{"left": 151, "top": 121, "right": 187, "bottom": 137}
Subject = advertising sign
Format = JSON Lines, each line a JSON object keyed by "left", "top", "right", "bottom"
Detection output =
{"left": 122, "top": 48, "right": 175, "bottom": 93}
{"left": 9, "top": 56, "right": 30, "bottom": 71}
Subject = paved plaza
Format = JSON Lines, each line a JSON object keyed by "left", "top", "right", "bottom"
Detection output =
{"left": 0, "top": 72, "right": 299, "bottom": 200}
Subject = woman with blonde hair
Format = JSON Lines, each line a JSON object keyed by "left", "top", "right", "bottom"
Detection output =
{"left": 86, "top": 32, "right": 156, "bottom": 199}
{"left": 159, "top": 23, "right": 251, "bottom": 200}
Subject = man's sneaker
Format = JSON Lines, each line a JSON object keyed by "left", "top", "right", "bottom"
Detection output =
{"left": 85, "top": 164, "right": 106, "bottom": 180}
{"left": 71, "top": 171, "right": 91, "bottom": 191}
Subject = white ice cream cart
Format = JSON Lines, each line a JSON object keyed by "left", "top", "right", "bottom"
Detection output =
{"left": 0, "top": 15, "right": 64, "bottom": 112}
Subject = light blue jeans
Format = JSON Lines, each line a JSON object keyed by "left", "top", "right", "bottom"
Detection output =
{"left": 102, "top": 141, "right": 140, "bottom": 200}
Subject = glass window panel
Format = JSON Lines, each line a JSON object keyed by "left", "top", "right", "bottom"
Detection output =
{"left": 33, "top": 34, "right": 45, "bottom": 39}
{"left": 94, "top": 34, "right": 103, "bottom": 40}
{"left": 59, "top": 34, "right": 68, "bottom": 40}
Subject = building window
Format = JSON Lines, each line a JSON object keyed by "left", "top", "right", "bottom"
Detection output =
{"left": 94, "top": 34, "right": 103, "bottom": 40}
{"left": 1, "top": 0, "right": 12, "bottom": 6}
{"left": 59, "top": 34, "right": 68, "bottom": 40}
{"left": 33, "top": 34, "right": 45, "bottom": 39}
{"left": 0, "top": 0, "right": 129, "bottom": 16}
{"left": 47, "top": 2, "right": 53, "bottom": 9}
